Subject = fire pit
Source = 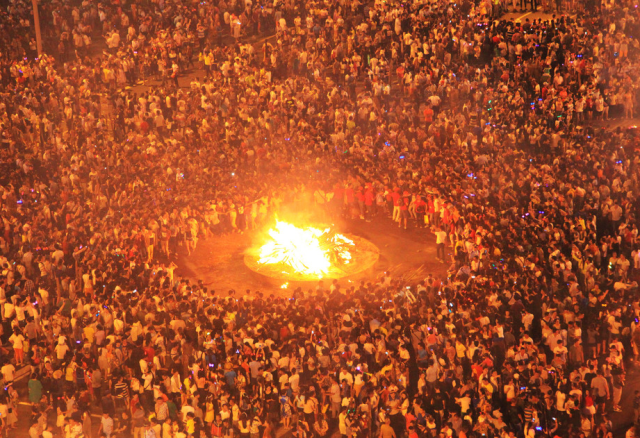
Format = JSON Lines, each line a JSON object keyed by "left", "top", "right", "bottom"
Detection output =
{"left": 244, "top": 221, "right": 380, "bottom": 281}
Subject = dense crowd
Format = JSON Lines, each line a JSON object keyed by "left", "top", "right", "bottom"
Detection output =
{"left": 0, "top": 0, "right": 640, "bottom": 436}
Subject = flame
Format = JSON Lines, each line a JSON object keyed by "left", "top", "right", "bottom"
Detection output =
{"left": 258, "top": 221, "right": 354, "bottom": 276}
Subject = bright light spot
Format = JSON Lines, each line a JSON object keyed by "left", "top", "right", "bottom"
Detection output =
{"left": 258, "top": 221, "right": 354, "bottom": 276}
{"left": 281, "top": 282, "right": 289, "bottom": 289}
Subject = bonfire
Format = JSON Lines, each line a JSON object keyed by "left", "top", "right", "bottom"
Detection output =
{"left": 257, "top": 221, "right": 355, "bottom": 276}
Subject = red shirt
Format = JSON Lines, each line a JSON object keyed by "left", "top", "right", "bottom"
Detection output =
{"left": 144, "top": 346, "right": 155, "bottom": 362}
{"left": 405, "top": 413, "right": 416, "bottom": 430}
{"left": 345, "top": 187, "right": 354, "bottom": 203}
{"left": 423, "top": 107, "right": 434, "bottom": 123}
{"left": 471, "top": 364, "right": 484, "bottom": 380}
{"left": 385, "top": 190, "right": 393, "bottom": 202}
{"left": 364, "top": 190, "right": 374, "bottom": 206}
{"left": 391, "top": 192, "right": 402, "bottom": 206}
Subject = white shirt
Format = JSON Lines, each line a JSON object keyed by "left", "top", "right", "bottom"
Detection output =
{"left": 278, "top": 373, "right": 289, "bottom": 389}
{"left": 55, "top": 344, "right": 69, "bottom": 360}
{"left": 1, "top": 364, "right": 15, "bottom": 381}
{"left": 289, "top": 373, "right": 300, "bottom": 391}
{"left": 9, "top": 334, "right": 24, "bottom": 349}
{"left": 180, "top": 405, "right": 194, "bottom": 422}
{"left": 170, "top": 374, "right": 181, "bottom": 393}
{"left": 556, "top": 391, "right": 567, "bottom": 411}
{"left": 3, "top": 303, "right": 14, "bottom": 319}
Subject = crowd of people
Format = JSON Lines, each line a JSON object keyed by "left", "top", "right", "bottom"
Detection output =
{"left": 1, "top": 0, "right": 640, "bottom": 436}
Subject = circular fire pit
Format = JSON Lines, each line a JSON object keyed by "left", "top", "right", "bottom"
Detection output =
{"left": 244, "top": 221, "right": 380, "bottom": 281}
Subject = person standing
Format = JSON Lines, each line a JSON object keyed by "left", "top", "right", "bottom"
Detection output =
{"left": 92, "top": 367, "right": 103, "bottom": 403}
{"left": 633, "top": 390, "right": 640, "bottom": 423}
{"left": 623, "top": 89, "right": 634, "bottom": 119}
{"left": 435, "top": 226, "right": 447, "bottom": 263}
{"left": 156, "top": 397, "right": 169, "bottom": 424}
{"left": 1, "top": 361, "right": 15, "bottom": 385}
{"left": 9, "top": 328, "right": 25, "bottom": 367}
{"left": 133, "top": 405, "right": 147, "bottom": 438}
{"left": 591, "top": 370, "right": 610, "bottom": 414}
{"left": 28, "top": 373, "right": 43, "bottom": 405}
{"left": 399, "top": 193, "right": 410, "bottom": 230}
{"left": 391, "top": 189, "right": 402, "bottom": 223}
{"left": 83, "top": 411, "right": 93, "bottom": 438}
{"left": 99, "top": 412, "right": 114, "bottom": 438}
{"left": 379, "top": 416, "right": 396, "bottom": 438}
{"left": 144, "top": 421, "right": 157, "bottom": 438}
{"left": 612, "top": 367, "right": 625, "bottom": 412}
{"left": 171, "top": 62, "right": 179, "bottom": 89}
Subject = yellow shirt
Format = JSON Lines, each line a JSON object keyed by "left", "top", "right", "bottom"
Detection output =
{"left": 65, "top": 364, "right": 75, "bottom": 382}
{"left": 380, "top": 363, "right": 393, "bottom": 375}
{"left": 481, "top": 381, "right": 494, "bottom": 394}
{"left": 455, "top": 342, "right": 467, "bottom": 358}
{"left": 183, "top": 377, "right": 192, "bottom": 392}
{"left": 380, "top": 424, "right": 396, "bottom": 438}
{"left": 84, "top": 326, "right": 95, "bottom": 343}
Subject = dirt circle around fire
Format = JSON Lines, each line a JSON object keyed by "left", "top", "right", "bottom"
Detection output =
{"left": 244, "top": 233, "right": 380, "bottom": 282}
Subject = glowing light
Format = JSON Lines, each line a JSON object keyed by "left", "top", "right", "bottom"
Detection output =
{"left": 281, "top": 282, "right": 289, "bottom": 289}
{"left": 258, "top": 221, "right": 354, "bottom": 276}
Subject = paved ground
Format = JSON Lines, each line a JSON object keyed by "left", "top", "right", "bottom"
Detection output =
{"left": 178, "top": 211, "right": 449, "bottom": 297}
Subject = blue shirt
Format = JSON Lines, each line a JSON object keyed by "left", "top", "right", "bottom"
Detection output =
{"left": 225, "top": 370, "right": 237, "bottom": 387}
